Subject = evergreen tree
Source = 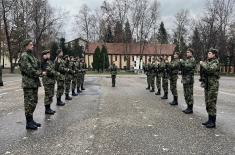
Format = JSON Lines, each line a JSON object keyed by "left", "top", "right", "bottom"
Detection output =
{"left": 114, "top": 21, "right": 123, "bottom": 43}
{"left": 50, "top": 42, "right": 59, "bottom": 61}
{"left": 105, "top": 24, "right": 113, "bottom": 43}
{"left": 191, "top": 27, "right": 203, "bottom": 62}
{"left": 124, "top": 20, "right": 132, "bottom": 43}
{"left": 93, "top": 46, "right": 101, "bottom": 72}
{"left": 157, "top": 22, "right": 168, "bottom": 44}
{"left": 59, "top": 38, "right": 67, "bottom": 55}
{"left": 100, "top": 45, "right": 109, "bottom": 71}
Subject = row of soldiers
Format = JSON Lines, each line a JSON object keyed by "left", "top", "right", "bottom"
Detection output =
{"left": 19, "top": 39, "right": 86, "bottom": 130}
{"left": 143, "top": 48, "right": 220, "bottom": 128}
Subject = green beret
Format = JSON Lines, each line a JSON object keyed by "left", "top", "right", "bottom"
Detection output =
{"left": 23, "top": 39, "right": 32, "bottom": 47}
{"left": 41, "top": 50, "right": 50, "bottom": 55}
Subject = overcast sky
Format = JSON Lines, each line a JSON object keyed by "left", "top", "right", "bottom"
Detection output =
{"left": 48, "top": 0, "right": 206, "bottom": 41}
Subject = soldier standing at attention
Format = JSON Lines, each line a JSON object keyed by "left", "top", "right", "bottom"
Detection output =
{"left": 155, "top": 57, "right": 161, "bottom": 95}
{"left": 110, "top": 61, "right": 118, "bottom": 87}
{"left": 161, "top": 55, "right": 169, "bottom": 99}
{"left": 19, "top": 39, "right": 43, "bottom": 130}
{"left": 180, "top": 48, "right": 196, "bottom": 114}
{"left": 80, "top": 58, "right": 86, "bottom": 91}
{"left": 71, "top": 57, "right": 78, "bottom": 96}
{"left": 146, "top": 58, "right": 151, "bottom": 90}
{"left": 41, "top": 50, "right": 57, "bottom": 115}
{"left": 77, "top": 57, "right": 82, "bottom": 93}
{"left": 149, "top": 59, "right": 156, "bottom": 92}
{"left": 200, "top": 48, "right": 220, "bottom": 128}
{"left": 54, "top": 49, "right": 68, "bottom": 106}
{"left": 169, "top": 52, "right": 180, "bottom": 105}
{"left": 64, "top": 55, "right": 73, "bottom": 100}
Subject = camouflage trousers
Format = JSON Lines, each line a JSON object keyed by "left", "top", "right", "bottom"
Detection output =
{"left": 156, "top": 75, "right": 161, "bottom": 90}
{"left": 204, "top": 80, "right": 219, "bottom": 116}
{"left": 72, "top": 77, "right": 77, "bottom": 90}
{"left": 56, "top": 80, "right": 64, "bottom": 98}
{"left": 183, "top": 83, "right": 194, "bottom": 105}
{"left": 111, "top": 75, "right": 116, "bottom": 86}
{"left": 65, "top": 78, "right": 71, "bottom": 95}
{"left": 169, "top": 75, "right": 178, "bottom": 96}
{"left": 77, "top": 74, "right": 82, "bottom": 89}
{"left": 81, "top": 74, "right": 85, "bottom": 85}
{"left": 146, "top": 75, "right": 151, "bottom": 88}
{"left": 162, "top": 77, "right": 168, "bottom": 93}
{"left": 44, "top": 84, "right": 55, "bottom": 105}
{"left": 23, "top": 88, "right": 38, "bottom": 117}
{"left": 150, "top": 74, "right": 155, "bottom": 89}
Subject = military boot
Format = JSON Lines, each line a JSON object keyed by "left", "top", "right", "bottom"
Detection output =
{"left": 170, "top": 96, "right": 178, "bottom": 105}
{"left": 65, "top": 94, "right": 72, "bottom": 100}
{"left": 31, "top": 116, "right": 41, "bottom": 127}
{"left": 72, "top": 89, "right": 78, "bottom": 96}
{"left": 150, "top": 88, "right": 155, "bottom": 92}
{"left": 45, "top": 105, "right": 56, "bottom": 115}
{"left": 202, "top": 115, "right": 209, "bottom": 126}
{"left": 155, "top": 89, "right": 161, "bottom": 95}
{"left": 161, "top": 92, "right": 168, "bottom": 99}
{"left": 183, "top": 104, "right": 193, "bottom": 114}
{"left": 77, "top": 87, "right": 82, "bottom": 93}
{"left": 26, "top": 116, "right": 38, "bottom": 130}
{"left": 81, "top": 84, "right": 85, "bottom": 90}
{"left": 146, "top": 85, "right": 150, "bottom": 90}
{"left": 57, "top": 97, "right": 65, "bottom": 106}
{"left": 206, "top": 115, "right": 216, "bottom": 128}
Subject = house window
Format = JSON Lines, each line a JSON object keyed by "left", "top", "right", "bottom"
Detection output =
{"left": 115, "top": 55, "right": 117, "bottom": 61}
{"left": 132, "top": 56, "right": 135, "bottom": 61}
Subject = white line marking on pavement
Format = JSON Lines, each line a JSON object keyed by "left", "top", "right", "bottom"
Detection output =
{"left": 0, "top": 92, "right": 8, "bottom": 96}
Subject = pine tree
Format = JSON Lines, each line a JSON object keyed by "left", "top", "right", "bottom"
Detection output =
{"left": 114, "top": 21, "right": 123, "bottom": 43}
{"left": 124, "top": 20, "right": 132, "bottom": 43}
{"left": 105, "top": 24, "right": 113, "bottom": 43}
{"left": 59, "top": 38, "right": 67, "bottom": 55}
{"left": 101, "top": 45, "right": 109, "bottom": 71}
{"left": 191, "top": 27, "right": 203, "bottom": 62}
{"left": 50, "top": 42, "right": 59, "bottom": 61}
{"left": 93, "top": 46, "right": 101, "bottom": 72}
{"left": 157, "top": 22, "right": 168, "bottom": 44}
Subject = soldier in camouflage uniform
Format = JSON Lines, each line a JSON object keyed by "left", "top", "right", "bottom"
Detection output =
{"left": 19, "top": 39, "right": 43, "bottom": 130}
{"left": 64, "top": 55, "right": 74, "bottom": 100}
{"left": 155, "top": 57, "right": 161, "bottom": 95}
{"left": 0, "top": 64, "right": 3, "bottom": 86}
{"left": 80, "top": 58, "right": 86, "bottom": 91}
{"left": 71, "top": 57, "right": 78, "bottom": 96}
{"left": 41, "top": 50, "right": 58, "bottom": 115}
{"left": 180, "top": 48, "right": 196, "bottom": 114}
{"left": 169, "top": 53, "right": 180, "bottom": 105}
{"left": 149, "top": 60, "right": 155, "bottom": 92}
{"left": 54, "top": 49, "right": 69, "bottom": 106}
{"left": 146, "top": 58, "right": 151, "bottom": 90}
{"left": 76, "top": 57, "right": 82, "bottom": 93}
{"left": 200, "top": 48, "right": 220, "bottom": 128}
{"left": 110, "top": 61, "right": 118, "bottom": 87}
{"left": 160, "top": 56, "right": 169, "bottom": 99}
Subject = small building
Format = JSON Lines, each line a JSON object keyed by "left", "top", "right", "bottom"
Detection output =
{"left": 85, "top": 42, "right": 176, "bottom": 69}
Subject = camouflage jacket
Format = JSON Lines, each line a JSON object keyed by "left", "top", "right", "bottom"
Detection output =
{"left": 110, "top": 65, "right": 117, "bottom": 75}
{"left": 169, "top": 58, "right": 180, "bottom": 76}
{"left": 180, "top": 57, "right": 196, "bottom": 84}
{"left": 65, "top": 60, "right": 74, "bottom": 80}
{"left": 201, "top": 58, "right": 220, "bottom": 81}
{"left": 159, "top": 61, "right": 169, "bottom": 78}
{"left": 154, "top": 63, "right": 160, "bottom": 76}
{"left": 54, "top": 57, "right": 68, "bottom": 81}
{"left": 146, "top": 62, "right": 152, "bottom": 75}
{"left": 19, "top": 51, "right": 41, "bottom": 88}
{"left": 41, "top": 59, "right": 60, "bottom": 85}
